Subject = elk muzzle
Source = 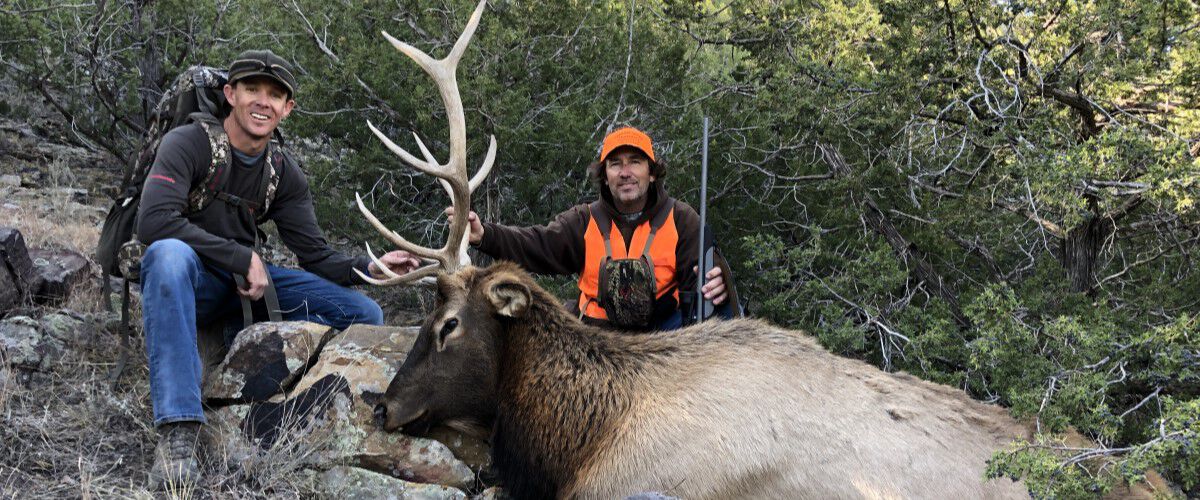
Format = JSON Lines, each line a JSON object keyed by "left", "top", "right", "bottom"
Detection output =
{"left": 374, "top": 397, "right": 429, "bottom": 433}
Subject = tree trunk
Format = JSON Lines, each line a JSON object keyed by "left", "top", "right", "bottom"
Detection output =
{"left": 819, "top": 143, "right": 971, "bottom": 329}
{"left": 863, "top": 199, "right": 971, "bottom": 329}
{"left": 1062, "top": 215, "right": 1113, "bottom": 294}
{"left": 132, "top": 0, "right": 163, "bottom": 131}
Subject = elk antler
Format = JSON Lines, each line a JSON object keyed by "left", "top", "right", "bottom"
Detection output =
{"left": 355, "top": 0, "right": 496, "bottom": 286}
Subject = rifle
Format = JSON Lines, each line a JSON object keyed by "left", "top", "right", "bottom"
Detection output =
{"left": 696, "top": 117, "right": 714, "bottom": 321}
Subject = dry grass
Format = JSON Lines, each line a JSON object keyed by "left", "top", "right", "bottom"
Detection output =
{"left": 0, "top": 355, "right": 10, "bottom": 415}
{"left": 0, "top": 183, "right": 107, "bottom": 315}
{"left": 0, "top": 185, "right": 103, "bottom": 254}
{"left": 206, "top": 384, "right": 348, "bottom": 497}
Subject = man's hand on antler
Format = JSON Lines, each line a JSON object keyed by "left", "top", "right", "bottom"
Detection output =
{"left": 444, "top": 206, "right": 484, "bottom": 245}
{"left": 368, "top": 250, "right": 422, "bottom": 279}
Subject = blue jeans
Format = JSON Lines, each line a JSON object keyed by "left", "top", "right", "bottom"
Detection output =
{"left": 140, "top": 239, "right": 383, "bottom": 427}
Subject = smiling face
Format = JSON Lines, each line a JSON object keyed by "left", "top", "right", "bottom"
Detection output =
{"left": 222, "top": 76, "right": 294, "bottom": 153}
{"left": 604, "top": 146, "right": 656, "bottom": 213}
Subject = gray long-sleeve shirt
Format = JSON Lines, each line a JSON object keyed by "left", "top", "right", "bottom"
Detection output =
{"left": 136, "top": 123, "right": 369, "bottom": 285}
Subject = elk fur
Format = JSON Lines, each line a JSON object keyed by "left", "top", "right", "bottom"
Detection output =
{"left": 426, "top": 262, "right": 1058, "bottom": 499}
{"left": 380, "top": 265, "right": 1173, "bottom": 499}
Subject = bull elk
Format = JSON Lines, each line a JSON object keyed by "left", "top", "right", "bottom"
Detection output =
{"left": 359, "top": 2, "right": 1167, "bottom": 499}
{"left": 377, "top": 263, "right": 1172, "bottom": 499}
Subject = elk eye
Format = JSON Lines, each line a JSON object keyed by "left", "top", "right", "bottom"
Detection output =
{"left": 438, "top": 318, "right": 459, "bottom": 342}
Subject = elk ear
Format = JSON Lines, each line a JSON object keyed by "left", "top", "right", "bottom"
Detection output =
{"left": 486, "top": 275, "right": 530, "bottom": 318}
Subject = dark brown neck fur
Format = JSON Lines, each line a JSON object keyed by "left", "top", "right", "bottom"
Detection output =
{"left": 490, "top": 282, "right": 677, "bottom": 499}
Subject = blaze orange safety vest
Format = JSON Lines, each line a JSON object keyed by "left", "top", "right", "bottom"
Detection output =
{"left": 577, "top": 200, "right": 679, "bottom": 321}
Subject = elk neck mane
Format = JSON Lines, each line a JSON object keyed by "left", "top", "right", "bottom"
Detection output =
{"left": 476, "top": 262, "right": 825, "bottom": 498}
{"left": 476, "top": 262, "right": 682, "bottom": 498}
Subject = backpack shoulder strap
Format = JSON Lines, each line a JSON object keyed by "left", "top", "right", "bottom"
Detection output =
{"left": 255, "top": 141, "right": 285, "bottom": 223}
{"left": 187, "top": 119, "right": 231, "bottom": 215}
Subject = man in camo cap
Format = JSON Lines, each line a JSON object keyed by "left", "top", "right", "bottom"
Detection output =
{"left": 138, "top": 49, "right": 420, "bottom": 489}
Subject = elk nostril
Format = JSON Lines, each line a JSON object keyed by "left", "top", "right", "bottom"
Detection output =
{"left": 373, "top": 403, "right": 388, "bottom": 426}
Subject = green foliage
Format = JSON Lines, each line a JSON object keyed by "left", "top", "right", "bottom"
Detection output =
{"left": 987, "top": 436, "right": 1118, "bottom": 500}
{"left": 1129, "top": 397, "right": 1200, "bottom": 490}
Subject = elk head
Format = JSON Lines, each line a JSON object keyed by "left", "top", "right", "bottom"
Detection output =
{"left": 373, "top": 264, "right": 533, "bottom": 435}
{"left": 354, "top": 0, "right": 496, "bottom": 286}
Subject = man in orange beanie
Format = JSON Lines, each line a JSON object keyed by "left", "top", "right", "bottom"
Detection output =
{"left": 450, "top": 126, "right": 734, "bottom": 331}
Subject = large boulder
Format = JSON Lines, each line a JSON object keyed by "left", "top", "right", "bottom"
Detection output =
{"left": 27, "top": 248, "right": 90, "bottom": 305}
{"left": 203, "top": 321, "right": 335, "bottom": 402}
{"left": 0, "top": 228, "right": 92, "bottom": 310}
{"left": 202, "top": 323, "right": 485, "bottom": 492}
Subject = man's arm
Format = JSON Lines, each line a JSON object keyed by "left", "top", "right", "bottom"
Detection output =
{"left": 474, "top": 205, "right": 590, "bottom": 275}
{"left": 269, "top": 155, "right": 372, "bottom": 286}
{"left": 137, "top": 126, "right": 255, "bottom": 275}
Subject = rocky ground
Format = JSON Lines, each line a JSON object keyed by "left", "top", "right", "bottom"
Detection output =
{"left": 0, "top": 87, "right": 488, "bottom": 498}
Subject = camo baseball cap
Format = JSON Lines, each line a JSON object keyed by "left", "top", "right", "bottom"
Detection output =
{"left": 227, "top": 49, "right": 298, "bottom": 98}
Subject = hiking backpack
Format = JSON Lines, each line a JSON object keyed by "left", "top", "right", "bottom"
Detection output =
{"left": 97, "top": 65, "right": 285, "bottom": 387}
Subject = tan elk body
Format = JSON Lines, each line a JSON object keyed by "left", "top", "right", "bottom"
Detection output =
{"left": 378, "top": 262, "right": 1038, "bottom": 499}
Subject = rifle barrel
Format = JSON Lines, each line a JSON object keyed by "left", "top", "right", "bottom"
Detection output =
{"left": 697, "top": 117, "right": 709, "bottom": 320}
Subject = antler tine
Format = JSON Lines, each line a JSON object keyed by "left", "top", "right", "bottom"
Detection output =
{"left": 364, "top": 242, "right": 436, "bottom": 280}
{"left": 354, "top": 264, "right": 441, "bottom": 286}
{"left": 367, "top": 120, "right": 437, "bottom": 175}
{"left": 413, "top": 132, "right": 440, "bottom": 168}
{"left": 356, "top": 192, "right": 447, "bottom": 265}
{"left": 380, "top": 31, "right": 441, "bottom": 81}
{"left": 469, "top": 134, "right": 497, "bottom": 192}
{"left": 447, "top": 0, "right": 489, "bottom": 68}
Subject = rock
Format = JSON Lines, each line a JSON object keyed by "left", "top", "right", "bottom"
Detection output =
{"left": 201, "top": 405, "right": 256, "bottom": 466}
{"left": 0, "top": 228, "right": 35, "bottom": 307}
{"left": 287, "top": 324, "right": 475, "bottom": 488}
{"left": 39, "top": 312, "right": 86, "bottom": 346}
{"left": 0, "top": 316, "right": 64, "bottom": 371}
{"left": 27, "top": 248, "right": 89, "bottom": 305}
{"left": 412, "top": 426, "right": 490, "bottom": 473}
{"left": 0, "top": 264, "right": 18, "bottom": 316}
{"left": 203, "top": 321, "right": 335, "bottom": 402}
{"left": 0, "top": 174, "right": 18, "bottom": 187}
{"left": 202, "top": 324, "right": 479, "bottom": 490}
{"left": 18, "top": 171, "right": 40, "bottom": 189}
{"left": 352, "top": 429, "right": 476, "bottom": 488}
{"left": 45, "top": 187, "right": 87, "bottom": 203}
{"left": 474, "top": 487, "right": 504, "bottom": 500}
{"left": 316, "top": 466, "right": 467, "bottom": 499}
